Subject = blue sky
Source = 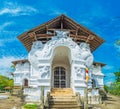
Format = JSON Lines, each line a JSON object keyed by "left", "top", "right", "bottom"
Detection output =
{"left": 0, "top": 0, "right": 120, "bottom": 85}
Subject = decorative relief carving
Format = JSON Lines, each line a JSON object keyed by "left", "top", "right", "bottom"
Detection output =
{"left": 55, "top": 30, "right": 69, "bottom": 39}
{"left": 74, "top": 42, "right": 93, "bottom": 67}
{"left": 28, "top": 30, "right": 93, "bottom": 74}
{"left": 30, "top": 41, "right": 43, "bottom": 55}
{"left": 39, "top": 66, "right": 50, "bottom": 78}
{"left": 74, "top": 67, "right": 85, "bottom": 79}
{"left": 28, "top": 30, "right": 78, "bottom": 70}
{"left": 51, "top": 30, "right": 77, "bottom": 48}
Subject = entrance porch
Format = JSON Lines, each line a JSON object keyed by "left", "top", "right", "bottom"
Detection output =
{"left": 51, "top": 46, "right": 71, "bottom": 88}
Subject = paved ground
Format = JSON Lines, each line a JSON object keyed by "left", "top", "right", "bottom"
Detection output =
{"left": 0, "top": 93, "right": 22, "bottom": 109}
{"left": 0, "top": 93, "right": 120, "bottom": 109}
{"left": 90, "top": 94, "right": 120, "bottom": 109}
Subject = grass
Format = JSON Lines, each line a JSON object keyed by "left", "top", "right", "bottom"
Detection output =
{"left": 23, "top": 103, "right": 38, "bottom": 109}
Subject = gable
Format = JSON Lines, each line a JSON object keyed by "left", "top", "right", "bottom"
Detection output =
{"left": 18, "top": 14, "right": 104, "bottom": 52}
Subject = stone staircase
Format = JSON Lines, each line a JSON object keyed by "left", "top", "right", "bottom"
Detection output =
{"left": 45, "top": 88, "right": 83, "bottom": 109}
{"left": 12, "top": 86, "right": 22, "bottom": 96}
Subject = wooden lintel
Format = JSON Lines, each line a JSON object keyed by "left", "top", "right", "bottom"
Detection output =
{"left": 70, "top": 34, "right": 87, "bottom": 39}
{"left": 36, "top": 34, "right": 53, "bottom": 41}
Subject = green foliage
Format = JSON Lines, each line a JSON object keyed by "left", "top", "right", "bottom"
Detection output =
{"left": 108, "top": 82, "right": 120, "bottom": 96}
{"left": 106, "top": 69, "right": 120, "bottom": 96}
{"left": 0, "top": 75, "right": 14, "bottom": 90}
{"left": 104, "top": 85, "right": 109, "bottom": 93}
{"left": 114, "top": 70, "right": 120, "bottom": 82}
{"left": 23, "top": 103, "right": 38, "bottom": 109}
{"left": 116, "top": 39, "right": 120, "bottom": 46}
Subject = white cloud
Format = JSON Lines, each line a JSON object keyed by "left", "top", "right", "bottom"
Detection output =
{"left": 48, "top": 8, "right": 66, "bottom": 16}
{"left": 0, "top": 56, "right": 25, "bottom": 76}
{"left": 0, "top": 56, "right": 19, "bottom": 68}
{"left": 103, "top": 65, "right": 114, "bottom": 70}
{"left": 0, "top": 2, "right": 38, "bottom": 16}
{"left": 0, "top": 22, "right": 13, "bottom": 30}
{"left": 0, "top": 1, "right": 66, "bottom": 17}
{"left": 37, "top": 7, "right": 66, "bottom": 16}
{"left": 0, "top": 30, "right": 19, "bottom": 46}
{"left": 114, "top": 43, "right": 120, "bottom": 53}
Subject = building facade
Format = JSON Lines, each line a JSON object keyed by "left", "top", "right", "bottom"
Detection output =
{"left": 12, "top": 15, "right": 105, "bottom": 103}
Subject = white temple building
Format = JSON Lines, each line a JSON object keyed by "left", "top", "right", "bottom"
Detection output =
{"left": 12, "top": 15, "right": 105, "bottom": 105}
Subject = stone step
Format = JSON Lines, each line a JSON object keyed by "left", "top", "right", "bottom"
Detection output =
{"left": 50, "top": 97, "right": 77, "bottom": 101}
{"left": 47, "top": 88, "right": 82, "bottom": 109}
{"left": 51, "top": 91, "right": 73, "bottom": 93}
{"left": 50, "top": 88, "right": 74, "bottom": 97}
{"left": 50, "top": 95, "right": 76, "bottom": 98}
{"left": 49, "top": 101, "right": 77, "bottom": 105}
{"left": 51, "top": 88, "right": 73, "bottom": 92}
{"left": 50, "top": 94, "right": 76, "bottom": 97}
{"left": 14, "top": 86, "right": 22, "bottom": 89}
{"left": 45, "top": 107, "right": 80, "bottom": 109}
{"left": 49, "top": 105, "right": 80, "bottom": 108}
{"left": 51, "top": 93, "right": 74, "bottom": 95}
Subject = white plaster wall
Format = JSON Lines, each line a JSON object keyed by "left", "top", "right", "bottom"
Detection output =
{"left": 91, "top": 65, "right": 104, "bottom": 88}
{"left": 24, "top": 87, "right": 41, "bottom": 102}
{"left": 14, "top": 62, "right": 30, "bottom": 86}
{"left": 14, "top": 30, "right": 98, "bottom": 101}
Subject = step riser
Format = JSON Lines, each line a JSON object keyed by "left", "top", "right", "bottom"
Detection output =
{"left": 47, "top": 88, "right": 82, "bottom": 109}
{"left": 50, "top": 99, "right": 76, "bottom": 101}
{"left": 49, "top": 107, "right": 80, "bottom": 108}
{"left": 50, "top": 105, "right": 79, "bottom": 109}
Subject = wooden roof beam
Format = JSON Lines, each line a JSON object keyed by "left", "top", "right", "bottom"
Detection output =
{"left": 61, "top": 15, "right": 63, "bottom": 29}
{"left": 28, "top": 32, "right": 37, "bottom": 41}
{"left": 86, "top": 35, "right": 95, "bottom": 43}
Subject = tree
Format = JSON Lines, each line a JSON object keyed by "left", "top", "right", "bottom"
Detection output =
{"left": 104, "top": 85, "right": 109, "bottom": 93}
{"left": 114, "top": 69, "right": 120, "bottom": 82}
{"left": 0, "top": 75, "right": 14, "bottom": 90}
{"left": 116, "top": 39, "right": 120, "bottom": 46}
{"left": 108, "top": 69, "right": 120, "bottom": 96}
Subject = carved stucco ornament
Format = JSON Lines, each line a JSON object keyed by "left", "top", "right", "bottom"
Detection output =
{"left": 28, "top": 31, "right": 93, "bottom": 78}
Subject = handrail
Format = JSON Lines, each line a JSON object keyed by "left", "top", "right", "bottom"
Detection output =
{"left": 76, "top": 92, "right": 82, "bottom": 106}
{"left": 44, "top": 92, "right": 50, "bottom": 107}
{"left": 40, "top": 86, "right": 44, "bottom": 109}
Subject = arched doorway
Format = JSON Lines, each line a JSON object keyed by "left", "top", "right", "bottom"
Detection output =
{"left": 51, "top": 46, "right": 71, "bottom": 88}
{"left": 54, "top": 67, "right": 66, "bottom": 88}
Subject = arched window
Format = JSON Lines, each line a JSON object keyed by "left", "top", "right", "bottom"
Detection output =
{"left": 24, "top": 79, "right": 28, "bottom": 87}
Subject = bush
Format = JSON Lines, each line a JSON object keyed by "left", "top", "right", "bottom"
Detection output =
{"left": 23, "top": 103, "right": 38, "bottom": 109}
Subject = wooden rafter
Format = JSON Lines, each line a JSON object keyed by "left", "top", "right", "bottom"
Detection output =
{"left": 17, "top": 14, "right": 105, "bottom": 52}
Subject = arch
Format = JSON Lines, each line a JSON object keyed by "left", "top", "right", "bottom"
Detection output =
{"left": 51, "top": 46, "right": 71, "bottom": 65}
{"left": 51, "top": 46, "right": 71, "bottom": 88}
